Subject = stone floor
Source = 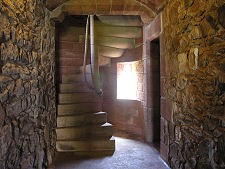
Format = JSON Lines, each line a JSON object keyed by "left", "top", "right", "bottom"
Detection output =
{"left": 49, "top": 137, "right": 170, "bottom": 169}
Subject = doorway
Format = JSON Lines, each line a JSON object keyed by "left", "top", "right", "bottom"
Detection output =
{"left": 149, "top": 37, "right": 161, "bottom": 149}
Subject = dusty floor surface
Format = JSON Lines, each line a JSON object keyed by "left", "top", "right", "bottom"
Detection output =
{"left": 49, "top": 137, "right": 170, "bottom": 169}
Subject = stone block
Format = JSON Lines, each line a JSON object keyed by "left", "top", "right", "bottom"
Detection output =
{"left": 0, "top": 104, "right": 5, "bottom": 127}
{"left": 160, "top": 98, "right": 172, "bottom": 122}
{"left": 178, "top": 53, "right": 189, "bottom": 73}
{"left": 160, "top": 142, "right": 169, "bottom": 164}
{"left": 218, "top": 4, "right": 225, "bottom": 28}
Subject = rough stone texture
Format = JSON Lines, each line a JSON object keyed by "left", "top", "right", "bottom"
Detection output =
{"left": 0, "top": 1, "right": 56, "bottom": 168}
{"left": 162, "top": 0, "right": 225, "bottom": 168}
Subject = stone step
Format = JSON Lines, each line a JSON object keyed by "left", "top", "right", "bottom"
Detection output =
{"left": 58, "top": 92, "right": 99, "bottom": 104}
{"left": 56, "top": 123, "right": 113, "bottom": 140}
{"left": 58, "top": 103, "right": 100, "bottom": 116}
{"left": 59, "top": 83, "right": 91, "bottom": 93}
{"left": 61, "top": 73, "right": 92, "bottom": 83}
{"left": 57, "top": 112, "right": 107, "bottom": 128}
{"left": 56, "top": 136, "right": 115, "bottom": 152}
{"left": 54, "top": 149, "right": 115, "bottom": 158}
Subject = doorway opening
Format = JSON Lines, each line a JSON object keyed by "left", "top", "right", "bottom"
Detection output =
{"left": 149, "top": 37, "right": 161, "bottom": 150}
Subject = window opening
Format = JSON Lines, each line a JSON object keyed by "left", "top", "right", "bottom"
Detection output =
{"left": 117, "top": 62, "right": 138, "bottom": 100}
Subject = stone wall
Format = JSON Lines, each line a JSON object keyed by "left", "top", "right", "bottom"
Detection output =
{"left": 0, "top": 1, "right": 56, "bottom": 168}
{"left": 162, "top": 0, "right": 225, "bottom": 168}
{"left": 55, "top": 19, "right": 87, "bottom": 79}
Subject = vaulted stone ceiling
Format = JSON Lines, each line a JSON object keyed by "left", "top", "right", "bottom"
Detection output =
{"left": 46, "top": 0, "right": 167, "bottom": 23}
{"left": 46, "top": 0, "right": 166, "bottom": 12}
{"left": 48, "top": 0, "right": 167, "bottom": 66}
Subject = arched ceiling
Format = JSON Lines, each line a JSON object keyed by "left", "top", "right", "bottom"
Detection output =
{"left": 46, "top": 0, "right": 165, "bottom": 11}
{"left": 46, "top": 0, "right": 166, "bottom": 24}
{"left": 48, "top": 0, "right": 167, "bottom": 66}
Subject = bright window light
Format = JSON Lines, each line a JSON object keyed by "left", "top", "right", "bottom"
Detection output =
{"left": 117, "top": 62, "right": 138, "bottom": 100}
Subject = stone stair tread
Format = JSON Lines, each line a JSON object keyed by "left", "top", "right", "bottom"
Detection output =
{"left": 58, "top": 92, "right": 95, "bottom": 95}
{"left": 59, "top": 91, "right": 92, "bottom": 94}
{"left": 57, "top": 136, "right": 115, "bottom": 142}
{"left": 95, "top": 111, "right": 106, "bottom": 115}
{"left": 56, "top": 136, "right": 114, "bottom": 142}
{"left": 102, "top": 122, "right": 113, "bottom": 127}
{"left": 57, "top": 149, "right": 114, "bottom": 151}
{"left": 56, "top": 122, "right": 113, "bottom": 129}
{"left": 58, "top": 103, "right": 100, "bottom": 115}
{"left": 56, "top": 123, "right": 113, "bottom": 140}
{"left": 56, "top": 149, "right": 115, "bottom": 153}
{"left": 58, "top": 102, "right": 97, "bottom": 105}
{"left": 56, "top": 137, "right": 115, "bottom": 152}
{"left": 57, "top": 111, "right": 106, "bottom": 117}
{"left": 57, "top": 112, "right": 107, "bottom": 128}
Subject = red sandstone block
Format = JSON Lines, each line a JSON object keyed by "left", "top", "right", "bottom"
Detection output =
{"left": 111, "top": 0, "right": 125, "bottom": 12}
{"left": 160, "top": 54, "right": 166, "bottom": 76}
{"left": 59, "top": 41, "right": 74, "bottom": 50}
{"left": 160, "top": 77, "right": 165, "bottom": 97}
{"left": 59, "top": 49, "right": 86, "bottom": 59}
{"left": 142, "top": 44, "right": 150, "bottom": 60}
{"left": 59, "top": 58, "right": 83, "bottom": 66}
{"left": 147, "top": 123, "right": 154, "bottom": 142}
{"left": 161, "top": 118, "right": 164, "bottom": 141}
{"left": 160, "top": 142, "right": 169, "bottom": 164}
{"left": 72, "top": 43, "right": 85, "bottom": 50}
{"left": 146, "top": 14, "right": 161, "bottom": 41}
{"left": 143, "top": 58, "right": 150, "bottom": 74}
{"left": 159, "top": 34, "right": 165, "bottom": 56}
{"left": 160, "top": 98, "right": 172, "bottom": 122}
{"left": 145, "top": 91, "right": 160, "bottom": 108}
{"left": 58, "top": 66, "right": 81, "bottom": 75}
{"left": 136, "top": 37, "right": 143, "bottom": 44}
{"left": 114, "top": 122, "right": 143, "bottom": 137}
{"left": 160, "top": 35, "right": 167, "bottom": 76}
{"left": 59, "top": 58, "right": 90, "bottom": 66}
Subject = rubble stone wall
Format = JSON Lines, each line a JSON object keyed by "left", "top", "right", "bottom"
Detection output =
{"left": 162, "top": 0, "right": 225, "bottom": 168}
{"left": 0, "top": 0, "right": 56, "bottom": 168}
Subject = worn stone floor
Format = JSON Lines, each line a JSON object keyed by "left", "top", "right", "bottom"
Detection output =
{"left": 49, "top": 137, "right": 170, "bottom": 169}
